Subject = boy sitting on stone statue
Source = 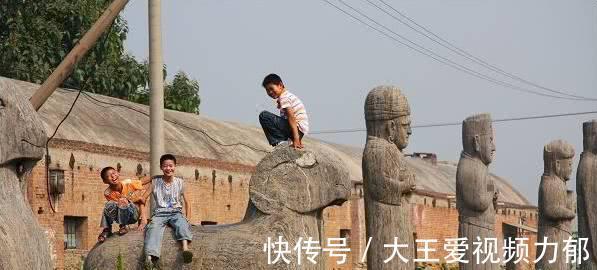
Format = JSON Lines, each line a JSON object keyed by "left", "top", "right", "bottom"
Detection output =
{"left": 98, "top": 167, "right": 151, "bottom": 243}
{"left": 259, "top": 73, "right": 309, "bottom": 149}
{"left": 143, "top": 154, "right": 194, "bottom": 267}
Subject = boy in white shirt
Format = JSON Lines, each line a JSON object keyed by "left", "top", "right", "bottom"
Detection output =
{"left": 258, "top": 73, "right": 309, "bottom": 149}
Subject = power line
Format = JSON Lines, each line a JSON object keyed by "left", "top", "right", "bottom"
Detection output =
{"left": 321, "top": 0, "right": 595, "bottom": 101}
{"left": 309, "top": 110, "right": 597, "bottom": 134}
{"left": 367, "top": 0, "right": 597, "bottom": 101}
{"left": 65, "top": 89, "right": 271, "bottom": 153}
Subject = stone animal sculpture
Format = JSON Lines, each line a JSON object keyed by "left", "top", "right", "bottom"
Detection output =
{"left": 0, "top": 78, "right": 53, "bottom": 269}
{"left": 578, "top": 120, "right": 597, "bottom": 270}
{"left": 536, "top": 139, "right": 576, "bottom": 270}
{"left": 456, "top": 113, "right": 499, "bottom": 270}
{"left": 84, "top": 145, "right": 352, "bottom": 270}
{"left": 362, "top": 85, "right": 416, "bottom": 270}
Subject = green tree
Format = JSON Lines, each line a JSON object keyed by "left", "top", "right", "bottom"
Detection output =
{"left": 0, "top": 0, "right": 200, "bottom": 114}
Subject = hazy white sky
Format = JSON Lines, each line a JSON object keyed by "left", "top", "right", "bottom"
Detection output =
{"left": 122, "top": 0, "right": 597, "bottom": 204}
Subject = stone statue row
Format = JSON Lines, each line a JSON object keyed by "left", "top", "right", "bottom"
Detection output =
{"left": 362, "top": 85, "right": 596, "bottom": 270}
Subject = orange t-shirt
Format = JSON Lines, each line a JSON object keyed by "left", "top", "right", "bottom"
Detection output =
{"left": 104, "top": 179, "right": 144, "bottom": 202}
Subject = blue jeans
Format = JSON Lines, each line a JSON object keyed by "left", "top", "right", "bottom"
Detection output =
{"left": 100, "top": 201, "right": 139, "bottom": 228}
{"left": 144, "top": 211, "right": 193, "bottom": 258}
{"left": 258, "top": 111, "right": 303, "bottom": 146}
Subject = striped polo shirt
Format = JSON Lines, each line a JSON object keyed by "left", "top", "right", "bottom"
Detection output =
{"left": 277, "top": 90, "right": 309, "bottom": 134}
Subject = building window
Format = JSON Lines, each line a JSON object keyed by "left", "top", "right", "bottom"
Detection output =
{"left": 340, "top": 229, "right": 351, "bottom": 244}
{"left": 50, "top": 169, "right": 65, "bottom": 195}
{"left": 64, "top": 216, "right": 87, "bottom": 249}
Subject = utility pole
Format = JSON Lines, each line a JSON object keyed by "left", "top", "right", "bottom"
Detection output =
{"left": 29, "top": 0, "right": 130, "bottom": 111}
{"left": 149, "top": 0, "right": 165, "bottom": 176}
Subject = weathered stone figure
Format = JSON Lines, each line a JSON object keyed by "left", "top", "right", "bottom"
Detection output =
{"left": 578, "top": 120, "right": 597, "bottom": 270}
{"left": 536, "top": 140, "right": 576, "bottom": 270}
{"left": 456, "top": 113, "right": 499, "bottom": 270}
{"left": 362, "top": 86, "right": 415, "bottom": 270}
{"left": 84, "top": 146, "right": 352, "bottom": 269}
{"left": 563, "top": 190, "right": 576, "bottom": 234}
{"left": 0, "top": 78, "right": 53, "bottom": 269}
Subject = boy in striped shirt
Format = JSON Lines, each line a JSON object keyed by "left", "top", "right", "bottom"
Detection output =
{"left": 259, "top": 73, "right": 309, "bottom": 149}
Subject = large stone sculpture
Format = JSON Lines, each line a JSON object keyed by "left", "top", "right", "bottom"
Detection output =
{"left": 536, "top": 139, "right": 576, "bottom": 270}
{"left": 362, "top": 86, "right": 415, "bottom": 270}
{"left": 577, "top": 120, "right": 597, "bottom": 270}
{"left": 0, "top": 78, "right": 53, "bottom": 269}
{"left": 84, "top": 146, "right": 352, "bottom": 269}
{"left": 456, "top": 113, "right": 498, "bottom": 270}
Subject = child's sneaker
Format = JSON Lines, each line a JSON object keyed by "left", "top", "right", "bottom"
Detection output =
{"left": 275, "top": 141, "right": 289, "bottom": 147}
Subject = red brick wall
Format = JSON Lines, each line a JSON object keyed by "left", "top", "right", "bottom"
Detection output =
{"left": 26, "top": 141, "right": 356, "bottom": 269}
{"left": 25, "top": 139, "right": 538, "bottom": 270}
{"left": 413, "top": 203, "right": 538, "bottom": 267}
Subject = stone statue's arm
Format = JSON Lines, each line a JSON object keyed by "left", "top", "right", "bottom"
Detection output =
{"left": 398, "top": 173, "right": 415, "bottom": 194}
{"left": 541, "top": 180, "right": 576, "bottom": 221}
{"left": 363, "top": 144, "right": 403, "bottom": 204}
{"left": 460, "top": 171, "right": 491, "bottom": 212}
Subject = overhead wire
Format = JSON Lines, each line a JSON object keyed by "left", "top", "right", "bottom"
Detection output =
{"left": 309, "top": 110, "right": 597, "bottom": 134}
{"left": 366, "top": 0, "right": 597, "bottom": 101}
{"left": 321, "top": 0, "right": 595, "bottom": 101}
{"left": 58, "top": 88, "right": 271, "bottom": 154}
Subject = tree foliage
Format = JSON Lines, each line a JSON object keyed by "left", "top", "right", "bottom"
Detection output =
{"left": 0, "top": 0, "right": 200, "bottom": 114}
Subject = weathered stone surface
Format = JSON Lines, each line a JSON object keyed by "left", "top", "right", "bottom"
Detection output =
{"left": 578, "top": 120, "right": 597, "bottom": 270}
{"left": 536, "top": 139, "right": 576, "bottom": 270}
{"left": 0, "top": 78, "right": 52, "bottom": 269}
{"left": 84, "top": 145, "right": 352, "bottom": 269}
{"left": 362, "top": 86, "right": 415, "bottom": 270}
{"left": 456, "top": 113, "right": 499, "bottom": 270}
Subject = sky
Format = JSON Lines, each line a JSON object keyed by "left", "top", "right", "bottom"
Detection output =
{"left": 122, "top": 0, "right": 597, "bottom": 204}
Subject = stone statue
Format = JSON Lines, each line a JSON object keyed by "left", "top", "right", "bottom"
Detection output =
{"left": 362, "top": 86, "right": 416, "bottom": 270}
{"left": 577, "top": 120, "right": 597, "bottom": 270}
{"left": 84, "top": 146, "right": 352, "bottom": 269}
{"left": 0, "top": 78, "right": 53, "bottom": 269}
{"left": 536, "top": 139, "right": 576, "bottom": 270}
{"left": 456, "top": 113, "right": 499, "bottom": 270}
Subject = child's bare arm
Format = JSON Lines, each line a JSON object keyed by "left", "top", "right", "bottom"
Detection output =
{"left": 183, "top": 193, "right": 191, "bottom": 220}
{"left": 284, "top": 107, "right": 303, "bottom": 149}
{"left": 137, "top": 202, "right": 147, "bottom": 231}
{"left": 139, "top": 175, "right": 153, "bottom": 186}
{"left": 142, "top": 183, "right": 153, "bottom": 202}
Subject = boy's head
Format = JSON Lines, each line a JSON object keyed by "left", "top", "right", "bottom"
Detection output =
{"left": 159, "top": 154, "right": 177, "bottom": 177}
{"left": 262, "top": 73, "right": 285, "bottom": 99}
{"left": 100, "top": 166, "right": 119, "bottom": 185}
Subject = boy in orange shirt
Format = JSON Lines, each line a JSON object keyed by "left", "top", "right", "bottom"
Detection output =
{"left": 97, "top": 166, "right": 151, "bottom": 243}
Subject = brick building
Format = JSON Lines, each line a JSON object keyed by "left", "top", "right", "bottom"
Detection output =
{"left": 11, "top": 77, "right": 539, "bottom": 270}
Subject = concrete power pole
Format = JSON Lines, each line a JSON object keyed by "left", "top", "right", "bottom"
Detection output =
{"left": 149, "top": 0, "right": 165, "bottom": 176}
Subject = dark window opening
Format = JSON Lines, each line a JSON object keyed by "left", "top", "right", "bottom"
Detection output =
{"left": 50, "top": 169, "right": 65, "bottom": 195}
{"left": 64, "top": 216, "right": 87, "bottom": 249}
{"left": 201, "top": 221, "right": 218, "bottom": 226}
{"left": 340, "top": 229, "right": 351, "bottom": 244}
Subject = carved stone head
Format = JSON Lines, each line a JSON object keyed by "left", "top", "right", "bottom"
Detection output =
{"left": 0, "top": 78, "right": 46, "bottom": 169}
{"left": 249, "top": 146, "right": 352, "bottom": 215}
{"left": 543, "top": 139, "right": 575, "bottom": 181}
{"left": 364, "top": 86, "right": 412, "bottom": 150}
{"left": 462, "top": 113, "right": 495, "bottom": 165}
{"left": 583, "top": 120, "right": 597, "bottom": 154}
